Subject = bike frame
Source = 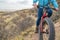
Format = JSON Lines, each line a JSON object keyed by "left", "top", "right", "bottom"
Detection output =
{"left": 39, "top": 8, "right": 48, "bottom": 33}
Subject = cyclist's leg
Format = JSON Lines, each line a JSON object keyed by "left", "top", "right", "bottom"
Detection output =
{"left": 36, "top": 8, "right": 43, "bottom": 27}
{"left": 35, "top": 7, "right": 43, "bottom": 33}
{"left": 47, "top": 7, "right": 53, "bottom": 17}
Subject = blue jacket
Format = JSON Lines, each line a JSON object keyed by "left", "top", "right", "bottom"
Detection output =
{"left": 33, "top": 0, "right": 58, "bottom": 8}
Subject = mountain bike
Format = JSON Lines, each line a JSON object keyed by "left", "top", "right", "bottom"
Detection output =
{"left": 38, "top": 6, "right": 55, "bottom": 40}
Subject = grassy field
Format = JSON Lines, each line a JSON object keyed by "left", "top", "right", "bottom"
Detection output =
{"left": 0, "top": 1, "right": 60, "bottom": 40}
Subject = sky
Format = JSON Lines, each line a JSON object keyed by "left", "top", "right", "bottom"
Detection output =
{"left": 0, "top": 0, "right": 33, "bottom": 11}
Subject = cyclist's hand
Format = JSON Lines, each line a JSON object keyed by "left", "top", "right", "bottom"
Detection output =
{"left": 33, "top": 3, "right": 37, "bottom": 8}
{"left": 55, "top": 8, "right": 59, "bottom": 11}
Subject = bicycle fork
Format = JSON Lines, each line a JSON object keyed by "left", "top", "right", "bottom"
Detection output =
{"left": 39, "top": 17, "right": 44, "bottom": 33}
{"left": 39, "top": 11, "right": 47, "bottom": 33}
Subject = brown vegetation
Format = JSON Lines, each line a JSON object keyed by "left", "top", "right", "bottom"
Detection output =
{"left": 0, "top": 1, "right": 60, "bottom": 40}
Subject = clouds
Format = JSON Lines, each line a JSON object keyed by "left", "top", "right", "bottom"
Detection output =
{"left": 18, "top": 0, "right": 28, "bottom": 5}
{"left": 0, "top": 0, "right": 33, "bottom": 11}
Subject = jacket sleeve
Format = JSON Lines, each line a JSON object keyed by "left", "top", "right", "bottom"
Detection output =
{"left": 33, "top": 0, "right": 38, "bottom": 3}
{"left": 51, "top": 0, "right": 58, "bottom": 8}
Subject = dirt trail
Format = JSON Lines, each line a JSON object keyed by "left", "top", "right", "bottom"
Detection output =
{"left": 54, "top": 20, "right": 60, "bottom": 40}
{"left": 24, "top": 19, "right": 60, "bottom": 40}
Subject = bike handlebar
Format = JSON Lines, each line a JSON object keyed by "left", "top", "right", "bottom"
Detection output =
{"left": 51, "top": 8, "right": 56, "bottom": 10}
{"left": 37, "top": 5, "right": 56, "bottom": 11}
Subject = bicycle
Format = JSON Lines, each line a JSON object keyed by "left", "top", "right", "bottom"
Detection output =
{"left": 37, "top": 6, "right": 55, "bottom": 40}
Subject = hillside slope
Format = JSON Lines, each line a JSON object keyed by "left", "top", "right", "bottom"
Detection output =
{"left": 23, "top": 19, "right": 60, "bottom": 40}
{"left": 0, "top": 1, "right": 60, "bottom": 40}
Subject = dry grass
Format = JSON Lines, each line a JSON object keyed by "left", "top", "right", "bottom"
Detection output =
{"left": 0, "top": 2, "right": 60, "bottom": 40}
{"left": 0, "top": 12, "right": 35, "bottom": 40}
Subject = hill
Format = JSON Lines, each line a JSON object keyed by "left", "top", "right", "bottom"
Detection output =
{"left": 0, "top": 1, "right": 60, "bottom": 40}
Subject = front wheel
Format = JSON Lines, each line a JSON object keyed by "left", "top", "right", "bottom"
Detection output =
{"left": 39, "top": 18, "right": 55, "bottom": 40}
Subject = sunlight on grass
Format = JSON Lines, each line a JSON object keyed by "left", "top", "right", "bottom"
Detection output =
{"left": 4, "top": 13, "right": 19, "bottom": 23}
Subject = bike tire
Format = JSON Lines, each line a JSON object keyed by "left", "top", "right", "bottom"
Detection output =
{"left": 39, "top": 18, "right": 55, "bottom": 40}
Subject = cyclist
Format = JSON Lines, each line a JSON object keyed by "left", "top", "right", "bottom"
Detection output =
{"left": 33, "top": 0, "right": 59, "bottom": 33}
